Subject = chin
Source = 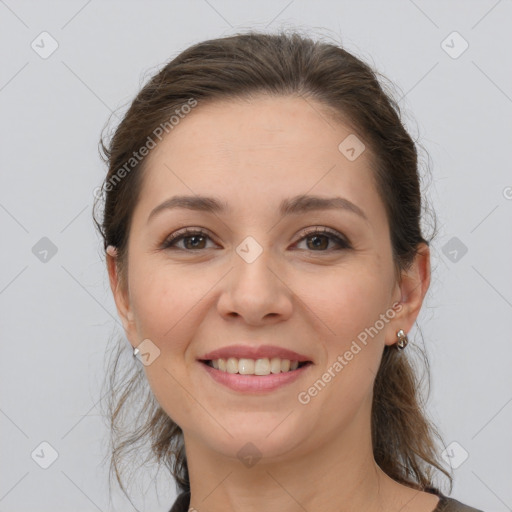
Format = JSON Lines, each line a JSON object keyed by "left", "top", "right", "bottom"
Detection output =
{"left": 197, "top": 421, "right": 309, "bottom": 464}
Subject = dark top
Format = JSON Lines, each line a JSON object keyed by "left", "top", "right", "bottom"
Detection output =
{"left": 168, "top": 487, "right": 485, "bottom": 512}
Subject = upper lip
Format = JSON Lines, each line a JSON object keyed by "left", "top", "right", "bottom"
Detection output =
{"left": 199, "top": 344, "right": 313, "bottom": 363}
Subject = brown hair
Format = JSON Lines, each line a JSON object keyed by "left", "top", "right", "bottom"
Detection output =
{"left": 93, "top": 29, "right": 452, "bottom": 501}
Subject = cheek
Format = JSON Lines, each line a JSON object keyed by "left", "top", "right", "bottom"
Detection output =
{"left": 293, "top": 263, "right": 390, "bottom": 345}
{"left": 128, "top": 260, "right": 205, "bottom": 344}
{"left": 128, "top": 262, "right": 208, "bottom": 423}
{"left": 294, "top": 265, "right": 390, "bottom": 418}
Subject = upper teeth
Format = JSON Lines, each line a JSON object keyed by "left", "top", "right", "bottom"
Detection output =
{"left": 209, "top": 357, "right": 302, "bottom": 375}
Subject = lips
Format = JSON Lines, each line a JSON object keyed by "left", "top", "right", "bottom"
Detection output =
{"left": 198, "top": 344, "right": 313, "bottom": 363}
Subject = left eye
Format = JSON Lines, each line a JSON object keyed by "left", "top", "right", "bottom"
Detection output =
{"left": 294, "top": 228, "right": 351, "bottom": 251}
{"left": 161, "top": 227, "right": 351, "bottom": 252}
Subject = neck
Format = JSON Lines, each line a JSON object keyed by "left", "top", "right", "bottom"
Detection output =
{"left": 183, "top": 398, "right": 400, "bottom": 512}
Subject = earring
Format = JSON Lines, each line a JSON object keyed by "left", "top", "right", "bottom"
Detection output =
{"left": 396, "top": 329, "right": 409, "bottom": 350}
{"left": 133, "top": 346, "right": 140, "bottom": 358}
{"left": 106, "top": 245, "right": 117, "bottom": 257}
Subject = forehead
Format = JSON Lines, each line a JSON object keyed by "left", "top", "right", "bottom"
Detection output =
{"left": 149, "top": 94, "right": 362, "bottom": 163}
{"left": 135, "top": 95, "right": 385, "bottom": 225}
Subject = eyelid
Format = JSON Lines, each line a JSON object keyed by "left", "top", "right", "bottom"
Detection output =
{"left": 295, "top": 226, "right": 348, "bottom": 242}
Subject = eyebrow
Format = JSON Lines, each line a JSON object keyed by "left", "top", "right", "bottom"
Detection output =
{"left": 147, "top": 194, "right": 368, "bottom": 223}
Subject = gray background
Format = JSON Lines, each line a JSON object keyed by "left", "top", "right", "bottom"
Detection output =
{"left": 1, "top": 1, "right": 511, "bottom": 511}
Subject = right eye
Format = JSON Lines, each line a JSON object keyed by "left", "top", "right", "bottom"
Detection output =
{"left": 161, "top": 228, "right": 217, "bottom": 251}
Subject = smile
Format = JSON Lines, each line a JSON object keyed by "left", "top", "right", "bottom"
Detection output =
{"left": 199, "top": 358, "right": 313, "bottom": 392}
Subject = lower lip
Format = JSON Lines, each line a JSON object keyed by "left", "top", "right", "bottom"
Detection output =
{"left": 199, "top": 361, "right": 313, "bottom": 392}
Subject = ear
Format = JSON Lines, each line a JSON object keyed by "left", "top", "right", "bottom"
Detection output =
{"left": 106, "top": 245, "right": 137, "bottom": 345}
{"left": 385, "top": 243, "right": 431, "bottom": 347}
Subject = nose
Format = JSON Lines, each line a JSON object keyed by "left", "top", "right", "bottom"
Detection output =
{"left": 216, "top": 247, "right": 293, "bottom": 326}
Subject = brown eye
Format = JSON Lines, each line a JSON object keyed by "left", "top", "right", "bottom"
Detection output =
{"left": 181, "top": 234, "right": 208, "bottom": 250}
{"left": 162, "top": 229, "right": 215, "bottom": 251}
{"left": 295, "top": 227, "right": 351, "bottom": 251}
{"left": 306, "top": 234, "right": 330, "bottom": 250}
{"left": 160, "top": 226, "right": 351, "bottom": 253}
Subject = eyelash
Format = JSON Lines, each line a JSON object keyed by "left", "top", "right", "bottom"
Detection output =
{"left": 160, "top": 227, "right": 352, "bottom": 253}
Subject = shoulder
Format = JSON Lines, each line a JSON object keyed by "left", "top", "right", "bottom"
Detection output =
{"left": 436, "top": 495, "right": 485, "bottom": 512}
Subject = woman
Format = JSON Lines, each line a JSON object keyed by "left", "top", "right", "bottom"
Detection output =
{"left": 94, "top": 31, "right": 484, "bottom": 512}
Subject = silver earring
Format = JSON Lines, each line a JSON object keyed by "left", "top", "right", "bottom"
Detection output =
{"left": 396, "top": 329, "right": 409, "bottom": 350}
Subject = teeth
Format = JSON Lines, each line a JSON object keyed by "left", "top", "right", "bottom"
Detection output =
{"left": 207, "top": 357, "right": 304, "bottom": 375}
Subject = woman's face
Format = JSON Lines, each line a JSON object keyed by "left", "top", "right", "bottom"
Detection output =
{"left": 108, "top": 94, "right": 429, "bottom": 462}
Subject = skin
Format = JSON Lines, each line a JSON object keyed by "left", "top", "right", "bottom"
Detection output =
{"left": 106, "top": 94, "right": 437, "bottom": 512}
